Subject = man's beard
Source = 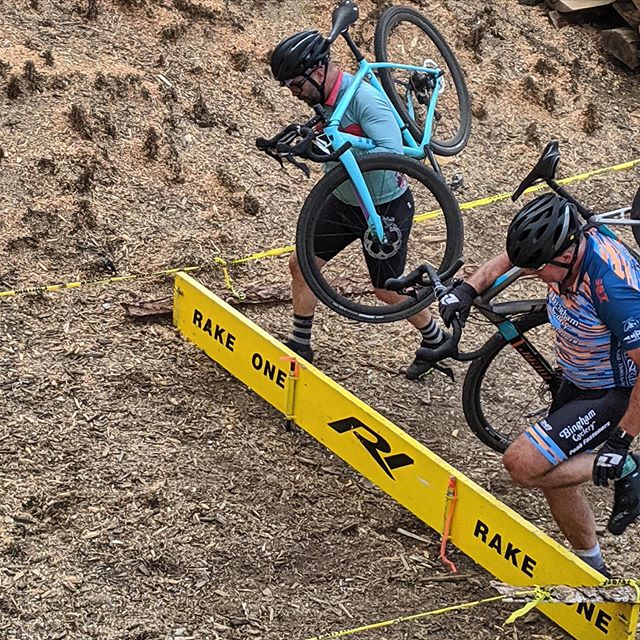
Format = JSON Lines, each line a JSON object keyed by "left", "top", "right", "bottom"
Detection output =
{"left": 298, "top": 87, "right": 322, "bottom": 106}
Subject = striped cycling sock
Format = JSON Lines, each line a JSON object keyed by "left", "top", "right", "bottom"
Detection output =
{"left": 290, "top": 313, "right": 314, "bottom": 348}
{"left": 419, "top": 317, "right": 445, "bottom": 347}
{"left": 575, "top": 543, "right": 607, "bottom": 574}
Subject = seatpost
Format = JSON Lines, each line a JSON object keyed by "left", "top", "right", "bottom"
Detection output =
{"left": 547, "top": 178, "right": 591, "bottom": 219}
{"left": 341, "top": 32, "right": 365, "bottom": 63}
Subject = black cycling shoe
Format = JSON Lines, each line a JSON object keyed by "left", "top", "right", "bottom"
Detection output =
{"left": 284, "top": 339, "right": 314, "bottom": 364}
{"left": 405, "top": 357, "right": 435, "bottom": 380}
{"left": 599, "top": 565, "right": 613, "bottom": 580}
{"left": 405, "top": 331, "right": 451, "bottom": 381}
{"left": 607, "top": 454, "right": 640, "bottom": 536}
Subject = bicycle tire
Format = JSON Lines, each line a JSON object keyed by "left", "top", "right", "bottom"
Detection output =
{"left": 632, "top": 184, "right": 640, "bottom": 248}
{"left": 296, "top": 153, "right": 463, "bottom": 323}
{"left": 374, "top": 6, "right": 471, "bottom": 157}
{"left": 462, "top": 311, "right": 557, "bottom": 453}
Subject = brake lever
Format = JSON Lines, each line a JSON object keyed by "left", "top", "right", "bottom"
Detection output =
{"left": 283, "top": 154, "right": 310, "bottom": 178}
{"left": 414, "top": 261, "right": 464, "bottom": 362}
{"left": 262, "top": 146, "right": 285, "bottom": 168}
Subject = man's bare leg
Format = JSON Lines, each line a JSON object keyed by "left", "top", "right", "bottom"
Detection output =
{"left": 286, "top": 252, "right": 325, "bottom": 361}
{"left": 503, "top": 435, "right": 607, "bottom": 572}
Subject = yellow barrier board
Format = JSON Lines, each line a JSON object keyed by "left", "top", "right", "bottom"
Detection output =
{"left": 173, "top": 273, "right": 639, "bottom": 640}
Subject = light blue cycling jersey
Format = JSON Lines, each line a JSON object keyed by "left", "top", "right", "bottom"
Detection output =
{"left": 547, "top": 230, "right": 640, "bottom": 389}
{"left": 322, "top": 71, "right": 407, "bottom": 206}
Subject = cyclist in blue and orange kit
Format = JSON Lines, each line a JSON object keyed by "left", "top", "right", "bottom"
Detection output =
{"left": 269, "top": 30, "right": 448, "bottom": 377}
{"left": 439, "top": 193, "right": 640, "bottom": 576}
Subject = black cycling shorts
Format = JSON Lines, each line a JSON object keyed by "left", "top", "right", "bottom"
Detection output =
{"left": 525, "top": 378, "right": 632, "bottom": 465}
{"left": 312, "top": 189, "right": 414, "bottom": 289}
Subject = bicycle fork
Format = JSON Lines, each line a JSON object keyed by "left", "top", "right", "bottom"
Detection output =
{"left": 336, "top": 149, "right": 388, "bottom": 243}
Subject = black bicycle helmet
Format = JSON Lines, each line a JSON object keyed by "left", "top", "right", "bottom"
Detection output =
{"left": 270, "top": 30, "right": 330, "bottom": 82}
{"left": 506, "top": 193, "right": 581, "bottom": 269}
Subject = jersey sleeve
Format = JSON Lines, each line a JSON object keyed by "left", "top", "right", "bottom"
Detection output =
{"left": 351, "top": 86, "right": 403, "bottom": 154}
{"left": 591, "top": 265, "right": 640, "bottom": 352}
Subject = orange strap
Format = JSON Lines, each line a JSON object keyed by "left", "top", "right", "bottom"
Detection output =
{"left": 439, "top": 475, "right": 458, "bottom": 573}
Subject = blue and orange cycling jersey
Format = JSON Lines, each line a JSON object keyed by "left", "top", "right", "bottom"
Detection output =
{"left": 547, "top": 230, "right": 640, "bottom": 389}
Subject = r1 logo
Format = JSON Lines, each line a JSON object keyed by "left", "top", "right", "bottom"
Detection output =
{"left": 328, "top": 417, "right": 414, "bottom": 479}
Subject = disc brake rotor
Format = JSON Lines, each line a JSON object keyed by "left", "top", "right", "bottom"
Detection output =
{"left": 363, "top": 218, "right": 403, "bottom": 260}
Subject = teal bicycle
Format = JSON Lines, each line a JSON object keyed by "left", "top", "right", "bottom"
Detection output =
{"left": 257, "top": 1, "right": 471, "bottom": 323}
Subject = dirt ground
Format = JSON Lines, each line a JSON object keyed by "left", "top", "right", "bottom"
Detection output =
{"left": 1, "top": 0, "right": 640, "bottom": 638}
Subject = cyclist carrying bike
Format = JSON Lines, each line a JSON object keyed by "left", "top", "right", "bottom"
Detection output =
{"left": 440, "top": 193, "right": 640, "bottom": 576}
{"left": 269, "top": 30, "right": 448, "bottom": 378}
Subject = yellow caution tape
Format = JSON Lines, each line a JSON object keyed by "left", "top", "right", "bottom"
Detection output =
{"left": 212, "top": 257, "right": 246, "bottom": 301}
{"left": 603, "top": 578, "right": 640, "bottom": 602}
{"left": 305, "top": 577, "right": 640, "bottom": 640}
{"left": 504, "top": 588, "right": 550, "bottom": 624}
{"left": 419, "top": 156, "right": 640, "bottom": 221}
{"left": 231, "top": 244, "right": 295, "bottom": 264}
{"left": 304, "top": 591, "right": 537, "bottom": 640}
{"left": 1, "top": 156, "right": 638, "bottom": 300}
{"left": 0, "top": 266, "right": 202, "bottom": 299}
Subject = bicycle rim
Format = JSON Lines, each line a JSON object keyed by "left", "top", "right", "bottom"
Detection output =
{"left": 374, "top": 6, "right": 471, "bottom": 157}
{"left": 296, "top": 153, "right": 462, "bottom": 323}
{"left": 463, "top": 312, "right": 556, "bottom": 453}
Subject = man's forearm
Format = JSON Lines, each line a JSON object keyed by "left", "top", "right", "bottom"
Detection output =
{"left": 465, "top": 251, "right": 514, "bottom": 294}
{"left": 619, "top": 357, "right": 640, "bottom": 439}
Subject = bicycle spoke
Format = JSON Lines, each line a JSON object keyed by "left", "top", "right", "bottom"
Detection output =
{"left": 296, "top": 153, "right": 462, "bottom": 322}
{"left": 374, "top": 7, "right": 471, "bottom": 156}
{"left": 389, "top": 30, "right": 460, "bottom": 137}
{"left": 313, "top": 164, "right": 449, "bottom": 312}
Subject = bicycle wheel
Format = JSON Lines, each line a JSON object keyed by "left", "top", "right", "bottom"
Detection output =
{"left": 296, "top": 153, "right": 463, "bottom": 323}
{"left": 462, "top": 311, "right": 557, "bottom": 453}
{"left": 632, "top": 185, "right": 640, "bottom": 248}
{"left": 374, "top": 6, "right": 471, "bottom": 157}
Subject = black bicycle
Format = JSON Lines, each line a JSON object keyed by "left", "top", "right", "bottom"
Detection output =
{"left": 386, "top": 141, "right": 640, "bottom": 453}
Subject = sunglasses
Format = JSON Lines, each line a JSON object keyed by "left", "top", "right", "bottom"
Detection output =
{"left": 535, "top": 257, "right": 573, "bottom": 272}
{"left": 280, "top": 75, "right": 310, "bottom": 90}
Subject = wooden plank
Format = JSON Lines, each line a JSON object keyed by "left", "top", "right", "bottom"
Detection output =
{"left": 547, "top": 0, "right": 614, "bottom": 12}
{"left": 613, "top": 0, "right": 640, "bottom": 27}
{"left": 602, "top": 26, "right": 640, "bottom": 67}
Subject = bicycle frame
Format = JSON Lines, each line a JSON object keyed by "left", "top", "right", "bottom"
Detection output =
{"left": 321, "top": 58, "right": 444, "bottom": 243}
{"left": 590, "top": 206, "right": 635, "bottom": 225}
{"left": 454, "top": 267, "right": 555, "bottom": 383}
{"left": 324, "top": 60, "right": 442, "bottom": 158}
{"left": 588, "top": 206, "right": 640, "bottom": 250}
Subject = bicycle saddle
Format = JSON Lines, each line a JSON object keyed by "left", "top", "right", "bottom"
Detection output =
{"left": 512, "top": 140, "right": 561, "bottom": 201}
{"left": 327, "top": 0, "right": 359, "bottom": 43}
